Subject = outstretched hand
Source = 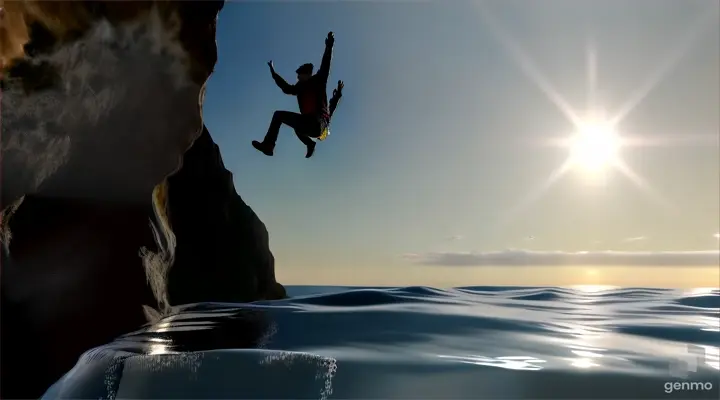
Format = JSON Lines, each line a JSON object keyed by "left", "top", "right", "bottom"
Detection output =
{"left": 325, "top": 31, "right": 335, "bottom": 47}
{"left": 333, "top": 80, "right": 344, "bottom": 97}
{"left": 267, "top": 60, "right": 274, "bottom": 72}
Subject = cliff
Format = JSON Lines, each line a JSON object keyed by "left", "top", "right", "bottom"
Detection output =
{"left": 154, "top": 127, "right": 286, "bottom": 310}
{"left": 0, "top": 1, "right": 284, "bottom": 397}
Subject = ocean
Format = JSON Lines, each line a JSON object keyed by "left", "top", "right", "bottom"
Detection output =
{"left": 44, "top": 285, "right": 719, "bottom": 399}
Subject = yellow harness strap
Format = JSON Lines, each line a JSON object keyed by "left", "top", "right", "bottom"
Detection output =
{"left": 317, "top": 126, "right": 330, "bottom": 141}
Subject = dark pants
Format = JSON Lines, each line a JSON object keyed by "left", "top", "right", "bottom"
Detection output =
{"left": 262, "top": 111, "right": 323, "bottom": 149}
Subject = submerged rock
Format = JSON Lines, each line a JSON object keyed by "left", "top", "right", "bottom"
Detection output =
{"left": 1, "top": 1, "right": 284, "bottom": 397}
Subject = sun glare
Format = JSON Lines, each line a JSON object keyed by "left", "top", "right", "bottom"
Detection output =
{"left": 477, "top": 0, "right": 716, "bottom": 227}
{"left": 568, "top": 119, "right": 621, "bottom": 174}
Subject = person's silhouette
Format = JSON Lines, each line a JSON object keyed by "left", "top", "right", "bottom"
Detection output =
{"left": 252, "top": 32, "right": 341, "bottom": 159}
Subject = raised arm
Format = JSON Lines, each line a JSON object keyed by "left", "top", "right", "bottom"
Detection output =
{"left": 316, "top": 32, "right": 335, "bottom": 85}
{"left": 329, "top": 80, "right": 344, "bottom": 117}
{"left": 268, "top": 61, "right": 297, "bottom": 95}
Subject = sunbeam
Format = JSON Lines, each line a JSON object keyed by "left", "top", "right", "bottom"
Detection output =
{"left": 612, "top": 159, "right": 677, "bottom": 214}
{"left": 615, "top": 132, "right": 718, "bottom": 148}
{"left": 609, "top": 10, "right": 718, "bottom": 127}
{"left": 474, "top": 2, "right": 582, "bottom": 127}
{"left": 586, "top": 41, "right": 597, "bottom": 111}
{"left": 497, "top": 159, "right": 575, "bottom": 228}
{"left": 471, "top": 1, "right": 712, "bottom": 227}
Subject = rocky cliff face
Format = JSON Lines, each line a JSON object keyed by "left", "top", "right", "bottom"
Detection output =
{"left": 152, "top": 127, "right": 286, "bottom": 311}
{"left": 1, "top": 0, "right": 223, "bottom": 205}
{"left": 0, "top": 1, "right": 284, "bottom": 397}
{"left": 0, "top": 195, "right": 159, "bottom": 398}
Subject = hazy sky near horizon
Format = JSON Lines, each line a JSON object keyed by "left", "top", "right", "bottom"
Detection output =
{"left": 203, "top": 0, "right": 719, "bottom": 288}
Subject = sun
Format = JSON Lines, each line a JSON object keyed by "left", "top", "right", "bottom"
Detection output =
{"left": 567, "top": 118, "right": 621, "bottom": 173}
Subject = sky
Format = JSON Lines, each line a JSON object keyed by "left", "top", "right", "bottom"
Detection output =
{"left": 203, "top": 0, "right": 719, "bottom": 288}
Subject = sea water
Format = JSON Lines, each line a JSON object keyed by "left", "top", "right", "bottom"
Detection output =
{"left": 44, "top": 286, "right": 719, "bottom": 399}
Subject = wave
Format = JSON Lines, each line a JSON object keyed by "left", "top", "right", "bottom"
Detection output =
{"left": 45, "top": 286, "right": 719, "bottom": 399}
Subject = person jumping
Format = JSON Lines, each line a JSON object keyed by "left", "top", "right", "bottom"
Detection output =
{"left": 252, "top": 31, "right": 340, "bottom": 159}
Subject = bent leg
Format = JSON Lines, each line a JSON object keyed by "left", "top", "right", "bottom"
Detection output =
{"left": 262, "top": 111, "right": 310, "bottom": 149}
{"left": 292, "top": 118, "right": 322, "bottom": 158}
{"left": 293, "top": 130, "right": 316, "bottom": 147}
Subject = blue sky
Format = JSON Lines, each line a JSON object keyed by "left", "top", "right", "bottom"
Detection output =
{"left": 203, "top": 1, "right": 719, "bottom": 287}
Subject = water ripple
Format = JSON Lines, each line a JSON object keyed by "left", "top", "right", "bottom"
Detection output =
{"left": 44, "top": 286, "right": 720, "bottom": 399}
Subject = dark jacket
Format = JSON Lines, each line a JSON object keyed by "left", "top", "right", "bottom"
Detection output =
{"left": 271, "top": 41, "right": 333, "bottom": 122}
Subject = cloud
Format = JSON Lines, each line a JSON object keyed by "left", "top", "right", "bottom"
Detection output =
{"left": 623, "top": 236, "right": 647, "bottom": 242}
{"left": 402, "top": 249, "right": 720, "bottom": 267}
{"left": 447, "top": 235, "right": 464, "bottom": 241}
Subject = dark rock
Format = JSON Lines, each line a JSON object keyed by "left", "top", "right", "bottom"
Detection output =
{"left": 156, "top": 127, "right": 286, "bottom": 308}
{"left": 0, "top": 196, "right": 158, "bottom": 399}
{"left": 1, "top": 1, "right": 284, "bottom": 398}
{"left": 0, "top": 0, "right": 225, "bottom": 206}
